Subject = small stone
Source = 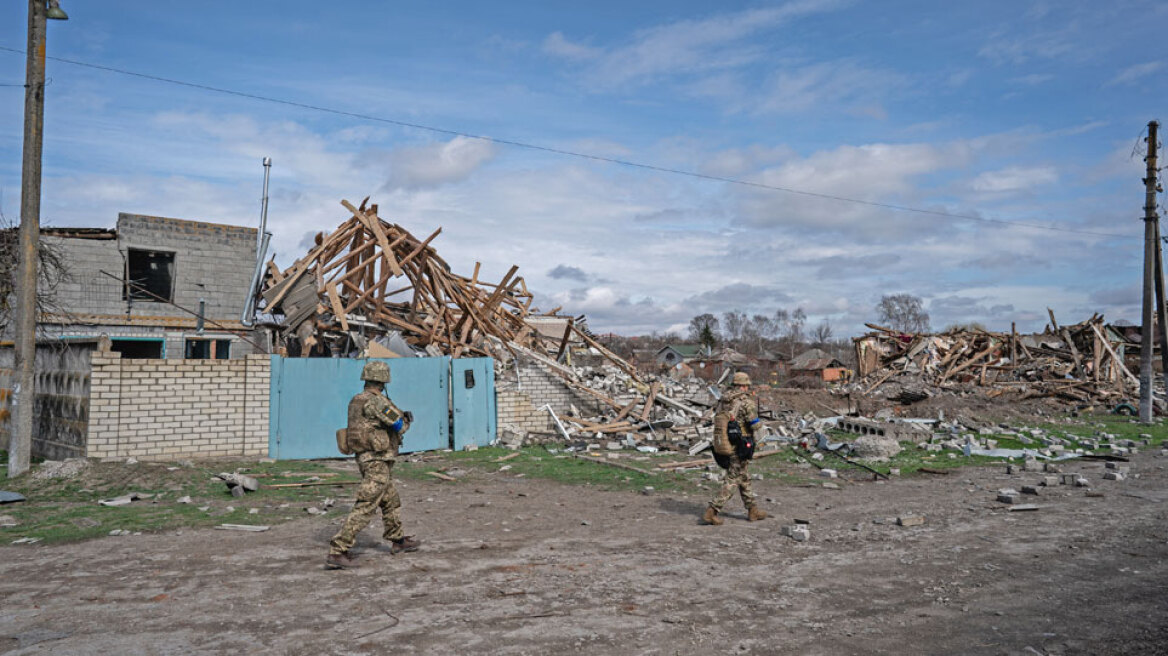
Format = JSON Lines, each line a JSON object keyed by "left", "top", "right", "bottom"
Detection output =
{"left": 897, "top": 516, "right": 926, "bottom": 527}
{"left": 1041, "top": 476, "right": 1058, "bottom": 487}
{"left": 0, "top": 515, "right": 17, "bottom": 527}
{"left": 1043, "top": 463, "right": 1061, "bottom": 473}
{"left": 1073, "top": 477, "right": 1090, "bottom": 487}
{"left": 821, "top": 482, "right": 840, "bottom": 490}
{"left": 581, "top": 520, "right": 591, "bottom": 526}
{"left": 249, "top": 508, "right": 259, "bottom": 514}
{"left": 889, "top": 468, "right": 900, "bottom": 476}
{"left": 1102, "top": 472, "right": 1126, "bottom": 481}
{"left": 820, "top": 469, "right": 838, "bottom": 479}
{"left": 811, "top": 452, "right": 824, "bottom": 461}
{"left": 641, "top": 487, "right": 654, "bottom": 495}
{"left": 1021, "top": 485, "right": 1040, "bottom": 495}
{"left": 176, "top": 496, "right": 192, "bottom": 504}
{"left": 1005, "top": 464, "right": 1016, "bottom": 475}
{"left": 781, "top": 525, "right": 810, "bottom": 541}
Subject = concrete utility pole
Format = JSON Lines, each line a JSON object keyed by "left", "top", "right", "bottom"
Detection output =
{"left": 10, "top": 1, "right": 66, "bottom": 478}
{"left": 1139, "top": 120, "right": 1160, "bottom": 424}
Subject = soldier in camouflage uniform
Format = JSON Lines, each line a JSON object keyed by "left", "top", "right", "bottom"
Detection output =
{"left": 326, "top": 361, "right": 420, "bottom": 569}
{"left": 702, "top": 372, "right": 768, "bottom": 525}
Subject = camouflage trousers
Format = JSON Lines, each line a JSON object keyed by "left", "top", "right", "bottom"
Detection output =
{"left": 709, "top": 456, "right": 756, "bottom": 512}
{"left": 329, "top": 453, "right": 402, "bottom": 555}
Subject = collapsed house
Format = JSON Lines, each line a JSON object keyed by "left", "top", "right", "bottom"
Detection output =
{"left": 851, "top": 313, "right": 1148, "bottom": 408}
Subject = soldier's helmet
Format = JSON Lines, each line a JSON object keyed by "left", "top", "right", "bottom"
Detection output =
{"left": 731, "top": 372, "right": 752, "bottom": 386}
{"left": 361, "top": 361, "right": 391, "bottom": 383}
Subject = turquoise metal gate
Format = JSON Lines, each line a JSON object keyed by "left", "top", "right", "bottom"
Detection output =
{"left": 451, "top": 357, "right": 496, "bottom": 450}
{"left": 269, "top": 356, "right": 453, "bottom": 459}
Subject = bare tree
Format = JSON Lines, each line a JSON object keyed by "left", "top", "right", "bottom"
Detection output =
{"left": 876, "top": 293, "right": 930, "bottom": 333}
{"left": 687, "top": 313, "right": 719, "bottom": 342}
{"left": 0, "top": 221, "right": 70, "bottom": 333}
{"left": 785, "top": 307, "right": 807, "bottom": 358}
{"left": 722, "top": 310, "right": 746, "bottom": 345}
{"left": 812, "top": 319, "right": 833, "bottom": 346}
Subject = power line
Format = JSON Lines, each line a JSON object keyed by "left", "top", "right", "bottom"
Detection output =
{"left": 0, "top": 44, "right": 1139, "bottom": 240}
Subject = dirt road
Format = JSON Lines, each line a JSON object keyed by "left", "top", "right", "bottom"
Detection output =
{"left": 2, "top": 451, "right": 1166, "bottom": 655}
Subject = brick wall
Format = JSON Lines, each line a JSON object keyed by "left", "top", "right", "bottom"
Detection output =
{"left": 87, "top": 352, "right": 269, "bottom": 460}
{"left": 495, "top": 359, "right": 607, "bottom": 438}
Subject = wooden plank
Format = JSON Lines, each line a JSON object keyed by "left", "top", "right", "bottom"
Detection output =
{"left": 639, "top": 382, "right": 659, "bottom": 422}
{"left": 341, "top": 199, "right": 404, "bottom": 277}
{"left": 571, "top": 324, "right": 643, "bottom": 384}
{"left": 1090, "top": 323, "right": 1139, "bottom": 388}
{"left": 325, "top": 282, "right": 349, "bottom": 331}
{"left": 398, "top": 227, "right": 443, "bottom": 269}
{"left": 427, "top": 471, "right": 458, "bottom": 482}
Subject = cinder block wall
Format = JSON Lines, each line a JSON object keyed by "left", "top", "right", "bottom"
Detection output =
{"left": 87, "top": 352, "right": 269, "bottom": 460}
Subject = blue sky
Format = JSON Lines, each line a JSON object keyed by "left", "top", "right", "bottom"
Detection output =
{"left": 1, "top": 1, "right": 1165, "bottom": 336}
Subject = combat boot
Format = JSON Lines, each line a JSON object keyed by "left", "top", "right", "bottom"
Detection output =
{"left": 325, "top": 552, "right": 356, "bottom": 570}
{"left": 747, "top": 506, "right": 768, "bottom": 522}
{"left": 390, "top": 536, "right": 420, "bottom": 554}
{"left": 701, "top": 507, "right": 723, "bottom": 526}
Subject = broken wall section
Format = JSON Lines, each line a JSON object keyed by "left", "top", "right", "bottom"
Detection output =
{"left": 0, "top": 341, "right": 96, "bottom": 460}
{"left": 495, "top": 358, "right": 607, "bottom": 444}
{"left": 87, "top": 353, "right": 269, "bottom": 460}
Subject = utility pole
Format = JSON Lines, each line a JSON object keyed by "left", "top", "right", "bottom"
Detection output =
{"left": 10, "top": 1, "right": 66, "bottom": 478}
{"left": 1139, "top": 120, "right": 1160, "bottom": 424}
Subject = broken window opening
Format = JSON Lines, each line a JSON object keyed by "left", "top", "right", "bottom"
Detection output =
{"left": 125, "top": 249, "right": 175, "bottom": 302}
{"left": 185, "top": 338, "right": 231, "bottom": 360}
{"left": 110, "top": 338, "right": 164, "bottom": 359}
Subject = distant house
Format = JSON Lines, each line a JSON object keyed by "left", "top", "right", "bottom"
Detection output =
{"left": 790, "top": 348, "right": 849, "bottom": 382}
{"left": 656, "top": 344, "right": 704, "bottom": 368}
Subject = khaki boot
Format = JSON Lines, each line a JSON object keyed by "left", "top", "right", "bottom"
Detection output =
{"left": 325, "top": 552, "right": 356, "bottom": 570}
{"left": 701, "top": 507, "right": 723, "bottom": 525}
{"left": 747, "top": 506, "right": 768, "bottom": 522}
{"left": 390, "top": 536, "right": 421, "bottom": 554}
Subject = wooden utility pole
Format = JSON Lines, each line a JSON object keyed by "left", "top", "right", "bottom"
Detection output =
{"left": 1138, "top": 120, "right": 1160, "bottom": 424}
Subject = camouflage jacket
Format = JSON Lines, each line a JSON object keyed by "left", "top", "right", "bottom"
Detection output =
{"left": 346, "top": 389, "right": 407, "bottom": 457}
{"left": 713, "top": 388, "right": 758, "bottom": 454}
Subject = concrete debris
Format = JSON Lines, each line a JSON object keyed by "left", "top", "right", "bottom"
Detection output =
{"left": 32, "top": 458, "right": 89, "bottom": 481}
{"left": 217, "top": 473, "right": 260, "bottom": 494}
{"left": 781, "top": 525, "right": 810, "bottom": 541}
{"left": 98, "top": 492, "right": 142, "bottom": 507}
{"left": 0, "top": 491, "right": 27, "bottom": 504}
{"left": 11, "top": 537, "right": 41, "bottom": 544}
{"left": 0, "top": 515, "right": 18, "bottom": 527}
{"left": 215, "top": 524, "right": 270, "bottom": 532}
{"left": 897, "top": 516, "right": 926, "bottom": 527}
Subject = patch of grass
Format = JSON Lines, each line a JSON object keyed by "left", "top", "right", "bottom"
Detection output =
{"left": 398, "top": 446, "right": 703, "bottom": 494}
{"left": 0, "top": 457, "right": 360, "bottom": 546}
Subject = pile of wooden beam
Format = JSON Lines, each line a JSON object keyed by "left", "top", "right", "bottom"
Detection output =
{"left": 260, "top": 199, "right": 551, "bottom": 359}
{"left": 853, "top": 312, "right": 1143, "bottom": 405}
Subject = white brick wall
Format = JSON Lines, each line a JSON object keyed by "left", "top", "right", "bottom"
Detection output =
{"left": 494, "top": 360, "right": 606, "bottom": 435}
{"left": 86, "top": 353, "right": 269, "bottom": 460}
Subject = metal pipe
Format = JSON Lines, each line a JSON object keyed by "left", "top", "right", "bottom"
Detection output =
{"left": 240, "top": 231, "right": 270, "bottom": 328}
{"left": 258, "top": 156, "right": 271, "bottom": 256}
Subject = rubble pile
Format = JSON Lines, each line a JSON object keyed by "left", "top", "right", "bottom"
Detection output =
{"left": 260, "top": 199, "right": 548, "bottom": 360}
{"left": 852, "top": 313, "right": 1146, "bottom": 407}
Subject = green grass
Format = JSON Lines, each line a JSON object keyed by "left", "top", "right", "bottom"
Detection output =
{"left": 0, "top": 453, "right": 361, "bottom": 545}
{"left": 398, "top": 446, "right": 703, "bottom": 494}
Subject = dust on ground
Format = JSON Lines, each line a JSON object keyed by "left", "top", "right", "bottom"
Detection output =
{"left": 2, "top": 446, "right": 1167, "bottom": 655}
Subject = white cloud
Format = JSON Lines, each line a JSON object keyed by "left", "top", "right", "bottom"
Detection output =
{"left": 544, "top": 1, "right": 846, "bottom": 88}
{"left": 542, "top": 32, "right": 601, "bottom": 60}
{"left": 382, "top": 137, "right": 498, "bottom": 190}
{"left": 1106, "top": 61, "right": 1163, "bottom": 87}
{"left": 971, "top": 166, "right": 1058, "bottom": 193}
{"left": 753, "top": 60, "right": 904, "bottom": 115}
